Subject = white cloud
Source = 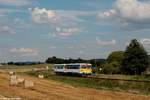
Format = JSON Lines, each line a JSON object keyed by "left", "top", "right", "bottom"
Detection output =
{"left": 98, "top": 9, "right": 116, "bottom": 18}
{"left": 29, "top": 7, "right": 57, "bottom": 24}
{"left": 0, "top": 26, "right": 16, "bottom": 34}
{"left": 29, "top": 7, "right": 86, "bottom": 36}
{"left": 50, "top": 27, "right": 81, "bottom": 36}
{"left": 140, "top": 38, "right": 150, "bottom": 45}
{"left": 96, "top": 37, "right": 116, "bottom": 46}
{"left": 29, "top": 7, "right": 92, "bottom": 24}
{"left": 10, "top": 47, "right": 38, "bottom": 56}
{"left": 115, "top": 0, "right": 150, "bottom": 23}
{"left": 98, "top": 0, "right": 150, "bottom": 30}
{"left": 0, "top": 0, "right": 29, "bottom": 6}
{"left": 29, "top": 7, "right": 78, "bottom": 25}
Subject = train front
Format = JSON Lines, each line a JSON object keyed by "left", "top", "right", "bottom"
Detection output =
{"left": 79, "top": 63, "right": 92, "bottom": 75}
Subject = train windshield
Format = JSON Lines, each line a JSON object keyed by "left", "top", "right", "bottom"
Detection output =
{"left": 87, "top": 65, "right": 92, "bottom": 69}
{"left": 81, "top": 65, "right": 92, "bottom": 69}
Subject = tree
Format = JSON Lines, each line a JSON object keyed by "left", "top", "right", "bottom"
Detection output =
{"left": 101, "top": 61, "right": 120, "bottom": 74}
{"left": 101, "top": 51, "right": 124, "bottom": 74}
{"left": 107, "top": 51, "right": 124, "bottom": 64}
{"left": 121, "top": 39, "right": 149, "bottom": 75}
{"left": 7, "top": 61, "right": 14, "bottom": 65}
{"left": 46, "top": 56, "right": 64, "bottom": 64}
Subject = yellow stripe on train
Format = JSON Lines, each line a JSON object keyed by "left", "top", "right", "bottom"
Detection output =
{"left": 80, "top": 69, "right": 92, "bottom": 73}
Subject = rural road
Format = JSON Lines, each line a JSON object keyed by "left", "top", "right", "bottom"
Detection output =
{"left": 0, "top": 71, "right": 150, "bottom": 100}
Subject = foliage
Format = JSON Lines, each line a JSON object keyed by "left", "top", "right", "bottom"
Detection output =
{"left": 99, "top": 51, "right": 124, "bottom": 74}
{"left": 45, "top": 56, "right": 106, "bottom": 67}
{"left": 7, "top": 61, "right": 43, "bottom": 66}
{"left": 101, "top": 61, "right": 121, "bottom": 74}
{"left": 107, "top": 51, "right": 124, "bottom": 64}
{"left": 45, "top": 56, "right": 86, "bottom": 64}
{"left": 89, "top": 59, "right": 106, "bottom": 67}
{"left": 121, "top": 39, "right": 149, "bottom": 75}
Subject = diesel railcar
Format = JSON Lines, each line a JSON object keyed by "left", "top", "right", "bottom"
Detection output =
{"left": 53, "top": 63, "right": 92, "bottom": 75}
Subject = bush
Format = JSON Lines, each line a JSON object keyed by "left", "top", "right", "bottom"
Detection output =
{"left": 101, "top": 61, "right": 121, "bottom": 74}
{"left": 107, "top": 51, "right": 124, "bottom": 64}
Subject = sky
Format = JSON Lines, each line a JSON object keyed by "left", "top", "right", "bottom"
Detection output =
{"left": 0, "top": 0, "right": 150, "bottom": 62}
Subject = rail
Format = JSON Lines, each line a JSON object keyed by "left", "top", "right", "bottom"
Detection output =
{"left": 85, "top": 75, "right": 150, "bottom": 83}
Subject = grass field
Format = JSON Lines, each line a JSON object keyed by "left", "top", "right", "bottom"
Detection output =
{"left": 0, "top": 64, "right": 150, "bottom": 100}
{"left": 25, "top": 64, "right": 150, "bottom": 95}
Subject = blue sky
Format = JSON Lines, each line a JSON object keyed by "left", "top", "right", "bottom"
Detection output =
{"left": 0, "top": 0, "right": 150, "bottom": 62}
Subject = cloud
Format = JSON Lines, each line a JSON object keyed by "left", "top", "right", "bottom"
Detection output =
{"left": 140, "top": 38, "right": 150, "bottom": 53}
{"left": 96, "top": 37, "right": 116, "bottom": 46}
{"left": 29, "top": 7, "right": 96, "bottom": 37}
{"left": 98, "top": 0, "right": 150, "bottom": 30}
{"left": 29, "top": 7, "right": 81, "bottom": 25}
{"left": 29, "top": 7, "right": 84, "bottom": 36}
{"left": 115, "top": 0, "right": 150, "bottom": 23}
{"left": 29, "top": 7, "right": 92, "bottom": 24}
{"left": 10, "top": 47, "right": 38, "bottom": 56}
{"left": 50, "top": 27, "right": 81, "bottom": 36}
{"left": 140, "top": 38, "right": 150, "bottom": 45}
{"left": 0, "top": 26, "right": 16, "bottom": 34}
{"left": 29, "top": 7, "right": 57, "bottom": 24}
{"left": 98, "top": 9, "right": 116, "bottom": 19}
{"left": 0, "top": 0, "right": 29, "bottom": 6}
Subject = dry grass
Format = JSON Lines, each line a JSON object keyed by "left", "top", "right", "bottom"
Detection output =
{"left": 0, "top": 69, "right": 150, "bottom": 100}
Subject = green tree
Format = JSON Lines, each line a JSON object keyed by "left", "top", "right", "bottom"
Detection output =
{"left": 101, "top": 51, "right": 124, "bottom": 74}
{"left": 121, "top": 39, "right": 149, "bottom": 75}
{"left": 102, "top": 61, "right": 120, "bottom": 74}
{"left": 107, "top": 51, "right": 124, "bottom": 64}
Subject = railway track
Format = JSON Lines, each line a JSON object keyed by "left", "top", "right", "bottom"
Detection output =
{"left": 85, "top": 75, "right": 150, "bottom": 83}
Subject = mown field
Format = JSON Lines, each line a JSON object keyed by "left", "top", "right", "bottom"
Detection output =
{"left": 25, "top": 64, "right": 150, "bottom": 95}
{"left": 0, "top": 64, "right": 150, "bottom": 100}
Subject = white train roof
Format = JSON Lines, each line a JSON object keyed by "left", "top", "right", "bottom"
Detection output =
{"left": 54, "top": 63, "right": 91, "bottom": 65}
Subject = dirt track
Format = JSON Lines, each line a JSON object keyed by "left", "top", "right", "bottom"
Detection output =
{"left": 0, "top": 71, "right": 150, "bottom": 100}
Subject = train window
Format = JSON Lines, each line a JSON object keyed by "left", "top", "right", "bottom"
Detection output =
{"left": 81, "top": 65, "right": 91, "bottom": 69}
{"left": 55, "top": 64, "right": 91, "bottom": 70}
{"left": 82, "top": 67, "right": 86, "bottom": 69}
{"left": 81, "top": 65, "right": 86, "bottom": 69}
{"left": 66, "top": 65, "right": 79, "bottom": 69}
{"left": 87, "top": 65, "right": 91, "bottom": 69}
{"left": 55, "top": 65, "right": 63, "bottom": 69}
{"left": 59, "top": 65, "right": 63, "bottom": 69}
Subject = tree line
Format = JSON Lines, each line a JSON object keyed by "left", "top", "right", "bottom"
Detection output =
{"left": 46, "top": 39, "right": 150, "bottom": 75}
{"left": 2, "top": 39, "right": 150, "bottom": 75}
{"left": 100, "top": 39, "right": 150, "bottom": 75}
{"left": 45, "top": 56, "right": 106, "bottom": 67}
{"left": 5, "top": 61, "right": 44, "bottom": 66}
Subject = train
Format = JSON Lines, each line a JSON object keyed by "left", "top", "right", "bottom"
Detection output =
{"left": 53, "top": 63, "right": 92, "bottom": 76}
